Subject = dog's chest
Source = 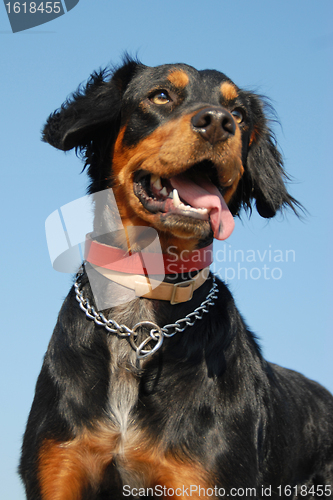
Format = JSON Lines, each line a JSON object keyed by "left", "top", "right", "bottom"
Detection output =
{"left": 106, "top": 360, "right": 139, "bottom": 432}
{"left": 96, "top": 350, "right": 205, "bottom": 491}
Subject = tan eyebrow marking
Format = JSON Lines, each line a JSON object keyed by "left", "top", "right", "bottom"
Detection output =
{"left": 220, "top": 81, "right": 238, "bottom": 101}
{"left": 167, "top": 70, "right": 189, "bottom": 88}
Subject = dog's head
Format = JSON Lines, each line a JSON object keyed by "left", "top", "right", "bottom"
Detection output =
{"left": 43, "top": 57, "right": 299, "bottom": 252}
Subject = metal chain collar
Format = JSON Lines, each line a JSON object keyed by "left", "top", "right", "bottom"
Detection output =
{"left": 74, "top": 273, "right": 218, "bottom": 360}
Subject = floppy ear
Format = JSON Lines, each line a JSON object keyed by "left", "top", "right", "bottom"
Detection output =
{"left": 243, "top": 94, "right": 299, "bottom": 218}
{"left": 42, "top": 57, "right": 142, "bottom": 152}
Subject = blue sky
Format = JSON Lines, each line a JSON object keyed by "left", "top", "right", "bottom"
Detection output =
{"left": 1, "top": 1, "right": 332, "bottom": 497}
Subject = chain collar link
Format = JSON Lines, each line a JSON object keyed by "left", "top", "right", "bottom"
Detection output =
{"left": 74, "top": 272, "right": 218, "bottom": 360}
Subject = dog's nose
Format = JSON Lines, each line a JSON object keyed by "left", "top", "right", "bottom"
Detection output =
{"left": 191, "top": 107, "right": 236, "bottom": 144}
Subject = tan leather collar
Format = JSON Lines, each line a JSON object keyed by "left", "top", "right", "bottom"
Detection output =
{"left": 89, "top": 263, "right": 210, "bottom": 305}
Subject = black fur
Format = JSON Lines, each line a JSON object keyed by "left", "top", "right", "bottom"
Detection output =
{"left": 19, "top": 58, "right": 332, "bottom": 500}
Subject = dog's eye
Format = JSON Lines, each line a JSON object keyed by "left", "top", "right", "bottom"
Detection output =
{"left": 231, "top": 109, "right": 245, "bottom": 124}
{"left": 150, "top": 91, "right": 171, "bottom": 105}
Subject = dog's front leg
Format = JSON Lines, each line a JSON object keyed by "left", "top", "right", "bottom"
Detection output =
{"left": 37, "top": 430, "right": 116, "bottom": 500}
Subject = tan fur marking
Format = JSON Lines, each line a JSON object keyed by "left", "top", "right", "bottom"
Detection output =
{"left": 249, "top": 126, "right": 259, "bottom": 146}
{"left": 167, "top": 69, "right": 189, "bottom": 88}
{"left": 223, "top": 163, "right": 244, "bottom": 204}
{"left": 124, "top": 446, "right": 214, "bottom": 498}
{"left": 38, "top": 429, "right": 119, "bottom": 500}
{"left": 220, "top": 81, "right": 238, "bottom": 101}
{"left": 38, "top": 426, "right": 214, "bottom": 499}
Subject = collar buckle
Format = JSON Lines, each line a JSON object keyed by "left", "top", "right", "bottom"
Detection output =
{"left": 170, "top": 279, "right": 195, "bottom": 305}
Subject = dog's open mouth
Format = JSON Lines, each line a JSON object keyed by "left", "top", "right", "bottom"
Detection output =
{"left": 133, "top": 161, "right": 235, "bottom": 240}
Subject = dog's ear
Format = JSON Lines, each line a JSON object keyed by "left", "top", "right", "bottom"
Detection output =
{"left": 242, "top": 94, "right": 299, "bottom": 218}
{"left": 42, "top": 58, "right": 142, "bottom": 151}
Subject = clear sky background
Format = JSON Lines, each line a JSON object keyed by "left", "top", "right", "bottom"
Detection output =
{"left": 1, "top": 1, "right": 332, "bottom": 497}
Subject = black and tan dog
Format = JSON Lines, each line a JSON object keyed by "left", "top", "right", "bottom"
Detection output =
{"left": 20, "top": 57, "right": 333, "bottom": 499}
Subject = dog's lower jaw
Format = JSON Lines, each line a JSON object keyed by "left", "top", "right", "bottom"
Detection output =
{"left": 158, "top": 214, "right": 213, "bottom": 250}
{"left": 120, "top": 219, "right": 212, "bottom": 255}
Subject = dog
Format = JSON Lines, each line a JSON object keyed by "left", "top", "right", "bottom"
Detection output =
{"left": 19, "top": 57, "right": 333, "bottom": 499}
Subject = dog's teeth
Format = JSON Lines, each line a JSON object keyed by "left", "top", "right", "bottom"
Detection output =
{"left": 171, "top": 188, "right": 208, "bottom": 215}
{"left": 177, "top": 202, "right": 209, "bottom": 215}
{"left": 172, "top": 189, "right": 181, "bottom": 207}
{"left": 160, "top": 187, "right": 168, "bottom": 197}
{"left": 151, "top": 174, "right": 162, "bottom": 190}
{"left": 194, "top": 207, "right": 208, "bottom": 214}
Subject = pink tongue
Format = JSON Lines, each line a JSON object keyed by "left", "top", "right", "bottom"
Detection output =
{"left": 170, "top": 175, "right": 235, "bottom": 240}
